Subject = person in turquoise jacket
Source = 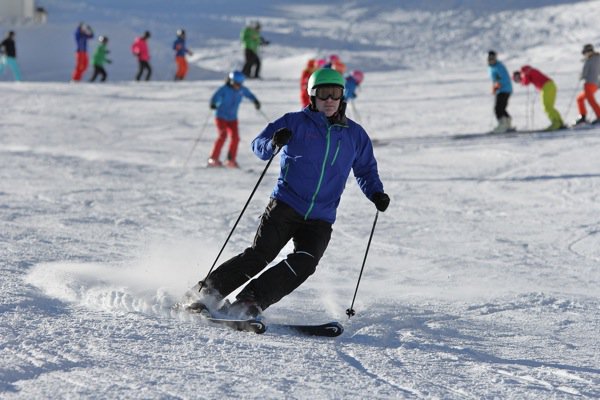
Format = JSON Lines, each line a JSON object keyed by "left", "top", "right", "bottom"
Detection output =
{"left": 488, "top": 50, "right": 514, "bottom": 133}
{"left": 89, "top": 36, "right": 111, "bottom": 82}
{"left": 189, "top": 68, "right": 390, "bottom": 319}
{"left": 207, "top": 70, "right": 261, "bottom": 168}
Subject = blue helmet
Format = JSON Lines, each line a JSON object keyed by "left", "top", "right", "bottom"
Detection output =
{"left": 229, "top": 70, "right": 245, "bottom": 84}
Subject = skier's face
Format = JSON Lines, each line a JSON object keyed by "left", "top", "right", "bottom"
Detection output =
{"left": 314, "top": 85, "right": 343, "bottom": 117}
{"left": 315, "top": 97, "right": 340, "bottom": 117}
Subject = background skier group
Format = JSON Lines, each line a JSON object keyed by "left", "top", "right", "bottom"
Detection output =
{"left": 488, "top": 44, "right": 600, "bottom": 133}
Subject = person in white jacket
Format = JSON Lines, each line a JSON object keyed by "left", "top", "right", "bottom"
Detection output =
{"left": 575, "top": 43, "right": 600, "bottom": 125}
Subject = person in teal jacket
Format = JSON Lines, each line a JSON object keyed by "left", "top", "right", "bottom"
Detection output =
{"left": 188, "top": 68, "right": 389, "bottom": 319}
{"left": 89, "top": 36, "right": 111, "bottom": 82}
{"left": 488, "top": 50, "right": 514, "bottom": 133}
{"left": 240, "top": 21, "right": 269, "bottom": 79}
{"left": 207, "top": 70, "right": 261, "bottom": 168}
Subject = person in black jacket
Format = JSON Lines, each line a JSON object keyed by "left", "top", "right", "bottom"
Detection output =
{"left": 0, "top": 31, "right": 22, "bottom": 81}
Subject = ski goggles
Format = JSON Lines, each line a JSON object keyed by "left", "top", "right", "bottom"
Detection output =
{"left": 313, "top": 86, "right": 344, "bottom": 101}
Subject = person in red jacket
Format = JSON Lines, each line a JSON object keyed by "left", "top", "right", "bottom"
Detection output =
{"left": 299, "top": 59, "right": 316, "bottom": 108}
{"left": 131, "top": 31, "right": 151, "bottom": 81}
{"left": 512, "top": 65, "right": 565, "bottom": 131}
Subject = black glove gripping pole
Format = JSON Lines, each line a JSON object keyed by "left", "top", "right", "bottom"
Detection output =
{"left": 346, "top": 210, "right": 379, "bottom": 319}
{"left": 198, "top": 147, "right": 280, "bottom": 292}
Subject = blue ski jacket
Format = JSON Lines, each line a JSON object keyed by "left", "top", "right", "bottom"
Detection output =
{"left": 488, "top": 61, "right": 512, "bottom": 94}
{"left": 210, "top": 84, "right": 258, "bottom": 121}
{"left": 251, "top": 107, "right": 384, "bottom": 224}
{"left": 344, "top": 76, "right": 358, "bottom": 100}
{"left": 173, "top": 37, "right": 188, "bottom": 57}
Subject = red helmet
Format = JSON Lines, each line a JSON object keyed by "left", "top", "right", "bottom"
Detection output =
{"left": 351, "top": 70, "right": 364, "bottom": 84}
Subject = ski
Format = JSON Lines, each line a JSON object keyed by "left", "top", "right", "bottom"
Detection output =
{"left": 270, "top": 321, "right": 344, "bottom": 337}
{"left": 201, "top": 315, "right": 267, "bottom": 334}
{"left": 173, "top": 302, "right": 266, "bottom": 334}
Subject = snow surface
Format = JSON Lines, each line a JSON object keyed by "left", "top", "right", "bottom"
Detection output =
{"left": 1, "top": 0, "right": 600, "bottom": 398}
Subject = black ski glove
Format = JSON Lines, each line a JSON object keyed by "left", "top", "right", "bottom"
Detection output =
{"left": 210, "top": 103, "right": 217, "bottom": 110}
{"left": 272, "top": 128, "right": 292, "bottom": 148}
{"left": 254, "top": 100, "right": 261, "bottom": 110}
{"left": 371, "top": 192, "right": 390, "bottom": 212}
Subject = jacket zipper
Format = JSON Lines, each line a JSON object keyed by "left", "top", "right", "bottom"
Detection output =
{"left": 304, "top": 126, "right": 332, "bottom": 219}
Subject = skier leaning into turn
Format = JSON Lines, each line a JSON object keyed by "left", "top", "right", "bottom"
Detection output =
{"left": 188, "top": 68, "right": 390, "bottom": 318}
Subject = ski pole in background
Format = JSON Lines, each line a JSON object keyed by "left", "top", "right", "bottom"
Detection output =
{"left": 183, "top": 111, "right": 212, "bottom": 167}
{"left": 346, "top": 210, "right": 379, "bottom": 319}
{"left": 563, "top": 79, "right": 580, "bottom": 124}
{"left": 197, "top": 147, "right": 281, "bottom": 292}
{"left": 257, "top": 108, "right": 271, "bottom": 123}
{"left": 350, "top": 100, "right": 362, "bottom": 124}
{"left": 525, "top": 85, "right": 531, "bottom": 130}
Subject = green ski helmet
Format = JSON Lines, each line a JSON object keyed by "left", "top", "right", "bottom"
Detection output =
{"left": 307, "top": 68, "right": 345, "bottom": 97}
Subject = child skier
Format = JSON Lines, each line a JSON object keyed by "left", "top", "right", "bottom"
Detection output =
{"left": 173, "top": 29, "right": 193, "bottom": 81}
{"left": 512, "top": 65, "right": 564, "bottom": 130}
{"left": 487, "top": 50, "right": 514, "bottom": 133}
{"left": 299, "top": 59, "right": 317, "bottom": 108}
{"left": 0, "top": 31, "right": 21, "bottom": 81}
{"left": 71, "top": 23, "right": 94, "bottom": 81}
{"left": 344, "top": 70, "right": 364, "bottom": 101}
{"left": 207, "top": 70, "right": 261, "bottom": 168}
{"left": 575, "top": 44, "right": 600, "bottom": 125}
{"left": 89, "top": 36, "right": 111, "bottom": 82}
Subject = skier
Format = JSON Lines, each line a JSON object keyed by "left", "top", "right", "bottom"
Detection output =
{"left": 71, "top": 23, "right": 94, "bottom": 81}
{"left": 89, "top": 36, "right": 111, "bottom": 82}
{"left": 512, "top": 65, "right": 564, "bottom": 131}
{"left": 299, "top": 59, "right": 317, "bottom": 108}
{"left": 173, "top": 29, "right": 193, "bottom": 81}
{"left": 207, "top": 70, "right": 261, "bottom": 168}
{"left": 0, "top": 31, "right": 21, "bottom": 81}
{"left": 324, "top": 54, "right": 346, "bottom": 74}
{"left": 575, "top": 44, "right": 600, "bottom": 125}
{"left": 240, "top": 20, "right": 269, "bottom": 79}
{"left": 344, "top": 70, "right": 364, "bottom": 101}
{"left": 487, "top": 50, "right": 514, "bottom": 133}
{"left": 131, "top": 31, "right": 151, "bottom": 81}
{"left": 190, "top": 68, "right": 390, "bottom": 319}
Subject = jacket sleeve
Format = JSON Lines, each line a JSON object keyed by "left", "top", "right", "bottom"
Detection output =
{"left": 352, "top": 127, "right": 384, "bottom": 199}
{"left": 242, "top": 87, "right": 258, "bottom": 102}
{"left": 251, "top": 115, "right": 291, "bottom": 160}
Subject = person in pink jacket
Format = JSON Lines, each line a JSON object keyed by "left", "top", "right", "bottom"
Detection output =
{"left": 131, "top": 31, "right": 151, "bottom": 81}
{"left": 512, "top": 65, "right": 565, "bottom": 130}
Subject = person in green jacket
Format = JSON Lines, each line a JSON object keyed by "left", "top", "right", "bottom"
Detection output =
{"left": 240, "top": 20, "right": 269, "bottom": 79}
{"left": 90, "top": 35, "right": 111, "bottom": 82}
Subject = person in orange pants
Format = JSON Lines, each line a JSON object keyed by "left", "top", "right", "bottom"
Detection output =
{"left": 173, "top": 29, "right": 192, "bottom": 80}
{"left": 71, "top": 23, "right": 94, "bottom": 81}
{"left": 575, "top": 44, "right": 600, "bottom": 125}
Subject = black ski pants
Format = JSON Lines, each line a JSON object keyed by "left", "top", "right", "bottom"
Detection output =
{"left": 89, "top": 65, "right": 107, "bottom": 82}
{"left": 207, "top": 198, "right": 332, "bottom": 310}
{"left": 242, "top": 48, "right": 261, "bottom": 78}
{"left": 495, "top": 92, "right": 511, "bottom": 120}
{"left": 136, "top": 60, "right": 151, "bottom": 81}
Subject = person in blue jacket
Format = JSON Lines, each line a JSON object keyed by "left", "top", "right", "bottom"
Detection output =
{"left": 173, "top": 28, "right": 193, "bottom": 80}
{"left": 488, "top": 50, "right": 514, "bottom": 133}
{"left": 207, "top": 70, "right": 260, "bottom": 168}
{"left": 190, "top": 68, "right": 390, "bottom": 318}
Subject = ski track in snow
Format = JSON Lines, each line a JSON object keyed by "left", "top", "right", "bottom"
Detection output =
{"left": 2, "top": 0, "right": 600, "bottom": 398}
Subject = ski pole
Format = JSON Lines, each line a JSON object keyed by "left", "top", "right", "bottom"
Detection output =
{"left": 350, "top": 100, "right": 362, "bottom": 124}
{"left": 198, "top": 147, "right": 281, "bottom": 291}
{"left": 257, "top": 108, "right": 271, "bottom": 123}
{"left": 563, "top": 79, "right": 580, "bottom": 123}
{"left": 346, "top": 210, "right": 379, "bottom": 319}
{"left": 183, "top": 111, "right": 212, "bottom": 167}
